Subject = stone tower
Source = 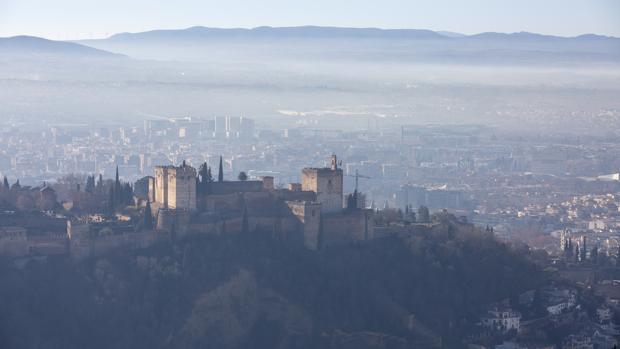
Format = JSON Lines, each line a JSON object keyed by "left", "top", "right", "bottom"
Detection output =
{"left": 155, "top": 162, "right": 197, "bottom": 211}
{"left": 287, "top": 201, "right": 322, "bottom": 249}
{"left": 301, "top": 155, "right": 343, "bottom": 213}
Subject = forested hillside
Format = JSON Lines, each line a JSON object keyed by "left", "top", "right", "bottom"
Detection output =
{"left": 0, "top": 219, "right": 546, "bottom": 348}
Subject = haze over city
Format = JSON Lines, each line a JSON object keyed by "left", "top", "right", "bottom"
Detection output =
{"left": 1, "top": 1, "right": 620, "bottom": 348}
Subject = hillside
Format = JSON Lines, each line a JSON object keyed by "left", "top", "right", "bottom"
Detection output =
{"left": 0, "top": 35, "right": 125, "bottom": 59}
{"left": 0, "top": 218, "right": 547, "bottom": 349}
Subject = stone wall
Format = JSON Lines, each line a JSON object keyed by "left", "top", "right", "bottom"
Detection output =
{"left": 323, "top": 209, "right": 374, "bottom": 246}
{"left": 286, "top": 201, "right": 322, "bottom": 249}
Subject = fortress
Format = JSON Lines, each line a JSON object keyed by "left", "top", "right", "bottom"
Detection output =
{"left": 147, "top": 155, "right": 372, "bottom": 250}
{"left": 0, "top": 155, "right": 374, "bottom": 259}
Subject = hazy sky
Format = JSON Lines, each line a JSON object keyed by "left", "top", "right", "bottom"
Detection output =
{"left": 1, "top": 0, "right": 619, "bottom": 40}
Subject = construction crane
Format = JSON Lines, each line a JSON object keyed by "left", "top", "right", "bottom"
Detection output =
{"left": 345, "top": 169, "right": 371, "bottom": 192}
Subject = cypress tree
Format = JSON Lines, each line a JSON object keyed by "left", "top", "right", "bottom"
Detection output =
{"left": 121, "top": 183, "right": 133, "bottom": 206}
{"left": 591, "top": 246, "right": 599, "bottom": 264}
{"left": 199, "top": 162, "right": 209, "bottom": 183}
{"left": 581, "top": 237, "right": 587, "bottom": 261}
{"left": 241, "top": 205, "right": 249, "bottom": 234}
{"left": 108, "top": 186, "right": 115, "bottom": 213}
{"left": 85, "top": 175, "right": 95, "bottom": 193}
{"left": 3, "top": 176, "right": 8, "bottom": 190}
{"left": 417, "top": 205, "right": 430, "bottom": 223}
{"left": 143, "top": 201, "right": 153, "bottom": 230}
{"left": 218, "top": 156, "right": 224, "bottom": 182}
{"left": 96, "top": 174, "right": 103, "bottom": 193}
{"left": 114, "top": 166, "right": 121, "bottom": 206}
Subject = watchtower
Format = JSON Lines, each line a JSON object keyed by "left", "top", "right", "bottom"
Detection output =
{"left": 155, "top": 162, "right": 197, "bottom": 211}
{"left": 301, "top": 155, "right": 343, "bottom": 213}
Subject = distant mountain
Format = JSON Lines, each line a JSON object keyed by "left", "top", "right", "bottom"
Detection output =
{"left": 77, "top": 26, "right": 620, "bottom": 65}
{"left": 0, "top": 36, "right": 125, "bottom": 59}
{"left": 104, "top": 25, "right": 448, "bottom": 42}
{"left": 437, "top": 31, "right": 466, "bottom": 38}
{"left": 92, "top": 25, "right": 620, "bottom": 43}
{"left": 466, "top": 31, "right": 618, "bottom": 42}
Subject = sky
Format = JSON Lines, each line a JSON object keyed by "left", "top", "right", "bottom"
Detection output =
{"left": 0, "top": 0, "right": 619, "bottom": 40}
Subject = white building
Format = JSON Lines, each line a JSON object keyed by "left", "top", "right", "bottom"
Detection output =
{"left": 545, "top": 288, "right": 577, "bottom": 315}
{"left": 481, "top": 307, "right": 521, "bottom": 333}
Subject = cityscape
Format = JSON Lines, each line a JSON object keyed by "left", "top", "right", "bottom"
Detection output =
{"left": 1, "top": 1, "right": 620, "bottom": 348}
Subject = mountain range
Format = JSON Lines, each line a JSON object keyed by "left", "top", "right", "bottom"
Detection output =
{"left": 100, "top": 25, "right": 618, "bottom": 42}
{"left": 1, "top": 26, "right": 618, "bottom": 65}
{"left": 75, "top": 26, "right": 620, "bottom": 65}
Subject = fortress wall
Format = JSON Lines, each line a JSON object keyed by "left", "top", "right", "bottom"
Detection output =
{"left": 274, "top": 189, "right": 316, "bottom": 202}
{"left": 323, "top": 210, "right": 374, "bottom": 245}
{"left": 243, "top": 191, "right": 272, "bottom": 203}
{"left": 207, "top": 181, "right": 263, "bottom": 195}
{"left": 204, "top": 191, "right": 274, "bottom": 212}
{"left": 205, "top": 193, "right": 242, "bottom": 211}
{"left": 70, "top": 231, "right": 155, "bottom": 260}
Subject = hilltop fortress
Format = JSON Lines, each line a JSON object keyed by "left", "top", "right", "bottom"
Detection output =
{"left": 0, "top": 155, "right": 374, "bottom": 260}
{"left": 149, "top": 155, "right": 373, "bottom": 250}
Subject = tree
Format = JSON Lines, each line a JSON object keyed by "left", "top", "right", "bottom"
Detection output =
{"left": 108, "top": 187, "right": 115, "bottom": 213}
{"left": 346, "top": 193, "right": 356, "bottom": 210}
{"left": 580, "top": 238, "right": 587, "bottom": 262}
{"left": 121, "top": 183, "right": 134, "bottom": 206}
{"left": 85, "top": 175, "right": 95, "bottom": 193}
{"left": 2, "top": 176, "right": 8, "bottom": 190}
{"left": 96, "top": 174, "right": 103, "bottom": 193}
{"left": 417, "top": 205, "right": 430, "bottom": 223}
{"left": 238, "top": 171, "right": 248, "bottom": 181}
{"left": 241, "top": 205, "right": 249, "bottom": 234}
{"left": 111, "top": 166, "right": 122, "bottom": 207}
{"left": 199, "top": 162, "right": 213, "bottom": 183}
{"left": 218, "top": 156, "right": 224, "bottom": 182}
{"left": 143, "top": 201, "right": 153, "bottom": 230}
{"left": 591, "top": 246, "right": 599, "bottom": 264}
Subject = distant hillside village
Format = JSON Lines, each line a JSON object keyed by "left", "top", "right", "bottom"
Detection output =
{"left": 0, "top": 155, "right": 389, "bottom": 259}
